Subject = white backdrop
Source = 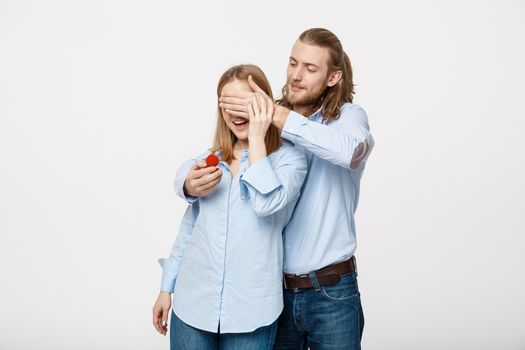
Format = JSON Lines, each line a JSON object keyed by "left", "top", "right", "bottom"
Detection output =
{"left": 1, "top": 0, "right": 524, "bottom": 349}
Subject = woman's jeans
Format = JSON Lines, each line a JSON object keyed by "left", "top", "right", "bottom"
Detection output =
{"left": 170, "top": 311, "right": 278, "bottom": 350}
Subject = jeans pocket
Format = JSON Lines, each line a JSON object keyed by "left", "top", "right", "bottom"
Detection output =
{"left": 320, "top": 272, "right": 360, "bottom": 301}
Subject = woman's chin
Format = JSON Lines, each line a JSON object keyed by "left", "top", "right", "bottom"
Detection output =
{"left": 231, "top": 130, "right": 248, "bottom": 141}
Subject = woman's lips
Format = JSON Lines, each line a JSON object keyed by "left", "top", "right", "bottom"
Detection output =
{"left": 234, "top": 123, "right": 248, "bottom": 131}
{"left": 232, "top": 119, "right": 248, "bottom": 131}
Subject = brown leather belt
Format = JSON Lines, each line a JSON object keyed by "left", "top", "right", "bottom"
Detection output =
{"left": 283, "top": 257, "right": 356, "bottom": 290}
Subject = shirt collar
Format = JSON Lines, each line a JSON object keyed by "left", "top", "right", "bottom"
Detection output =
{"left": 308, "top": 106, "right": 324, "bottom": 121}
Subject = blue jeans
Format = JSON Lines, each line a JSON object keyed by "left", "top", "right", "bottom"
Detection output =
{"left": 170, "top": 311, "right": 278, "bottom": 350}
{"left": 274, "top": 271, "right": 364, "bottom": 350}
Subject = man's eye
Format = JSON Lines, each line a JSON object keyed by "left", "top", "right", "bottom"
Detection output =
{"left": 307, "top": 68, "right": 316, "bottom": 72}
{"left": 289, "top": 62, "right": 297, "bottom": 66}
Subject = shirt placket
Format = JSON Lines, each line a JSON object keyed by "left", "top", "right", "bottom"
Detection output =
{"left": 218, "top": 149, "right": 249, "bottom": 330}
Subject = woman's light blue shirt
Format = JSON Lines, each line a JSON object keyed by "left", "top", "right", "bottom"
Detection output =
{"left": 159, "top": 141, "right": 307, "bottom": 333}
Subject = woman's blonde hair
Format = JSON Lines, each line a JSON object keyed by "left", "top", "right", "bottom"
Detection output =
{"left": 211, "top": 64, "right": 282, "bottom": 163}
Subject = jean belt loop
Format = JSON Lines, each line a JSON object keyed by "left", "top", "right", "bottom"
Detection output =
{"left": 352, "top": 255, "right": 358, "bottom": 277}
{"left": 308, "top": 271, "right": 321, "bottom": 291}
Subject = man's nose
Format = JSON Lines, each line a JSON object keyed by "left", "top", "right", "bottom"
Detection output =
{"left": 291, "top": 69, "right": 302, "bottom": 82}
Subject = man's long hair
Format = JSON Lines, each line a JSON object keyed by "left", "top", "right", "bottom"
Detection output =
{"left": 211, "top": 64, "right": 282, "bottom": 163}
{"left": 277, "top": 28, "right": 355, "bottom": 122}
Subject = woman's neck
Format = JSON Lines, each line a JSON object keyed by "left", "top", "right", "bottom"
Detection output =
{"left": 234, "top": 140, "right": 249, "bottom": 150}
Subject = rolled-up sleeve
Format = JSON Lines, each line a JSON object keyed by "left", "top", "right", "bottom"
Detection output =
{"left": 281, "top": 104, "right": 374, "bottom": 170}
{"left": 239, "top": 144, "right": 307, "bottom": 217}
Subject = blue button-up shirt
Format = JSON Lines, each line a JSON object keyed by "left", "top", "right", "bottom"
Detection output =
{"left": 159, "top": 141, "right": 306, "bottom": 333}
{"left": 278, "top": 102, "right": 374, "bottom": 274}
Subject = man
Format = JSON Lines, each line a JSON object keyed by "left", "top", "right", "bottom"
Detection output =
{"left": 176, "top": 28, "right": 373, "bottom": 349}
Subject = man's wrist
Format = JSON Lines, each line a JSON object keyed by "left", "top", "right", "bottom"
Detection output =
{"left": 272, "top": 104, "right": 290, "bottom": 130}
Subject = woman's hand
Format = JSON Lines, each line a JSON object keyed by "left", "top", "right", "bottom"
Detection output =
{"left": 219, "top": 75, "right": 274, "bottom": 122}
{"left": 247, "top": 90, "right": 274, "bottom": 142}
{"left": 246, "top": 88, "right": 273, "bottom": 165}
{"left": 152, "top": 292, "right": 172, "bottom": 336}
{"left": 219, "top": 75, "right": 290, "bottom": 129}
{"left": 183, "top": 160, "right": 222, "bottom": 198}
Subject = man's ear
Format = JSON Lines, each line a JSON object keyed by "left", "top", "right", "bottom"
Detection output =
{"left": 326, "top": 70, "right": 343, "bottom": 87}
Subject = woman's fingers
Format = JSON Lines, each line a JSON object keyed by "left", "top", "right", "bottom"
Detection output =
{"left": 161, "top": 308, "right": 169, "bottom": 335}
{"left": 199, "top": 176, "right": 222, "bottom": 193}
{"left": 193, "top": 168, "right": 222, "bottom": 187}
{"left": 153, "top": 306, "right": 163, "bottom": 333}
{"left": 197, "top": 171, "right": 222, "bottom": 191}
{"left": 258, "top": 93, "right": 267, "bottom": 119}
{"left": 193, "top": 166, "right": 219, "bottom": 180}
{"left": 251, "top": 93, "right": 260, "bottom": 116}
{"left": 247, "top": 98, "right": 255, "bottom": 120}
{"left": 191, "top": 160, "right": 207, "bottom": 171}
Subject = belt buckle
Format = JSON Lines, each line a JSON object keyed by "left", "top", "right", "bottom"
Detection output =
{"left": 284, "top": 273, "right": 304, "bottom": 290}
{"left": 283, "top": 274, "right": 289, "bottom": 289}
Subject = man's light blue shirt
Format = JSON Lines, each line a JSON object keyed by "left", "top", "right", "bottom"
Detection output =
{"left": 159, "top": 141, "right": 307, "bottom": 333}
{"left": 279, "top": 102, "right": 374, "bottom": 274}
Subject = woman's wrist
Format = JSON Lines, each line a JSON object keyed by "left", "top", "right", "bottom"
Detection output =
{"left": 248, "top": 135, "right": 265, "bottom": 144}
{"left": 248, "top": 138, "right": 267, "bottom": 165}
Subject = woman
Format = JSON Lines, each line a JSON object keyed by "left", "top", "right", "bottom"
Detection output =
{"left": 152, "top": 64, "right": 307, "bottom": 349}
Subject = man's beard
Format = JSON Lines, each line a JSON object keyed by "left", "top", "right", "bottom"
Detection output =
{"left": 285, "top": 82, "right": 327, "bottom": 108}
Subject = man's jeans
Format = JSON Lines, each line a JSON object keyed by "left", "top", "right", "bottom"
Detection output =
{"left": 274, "top": 271, "right": 364, "bottom": 350}
{"left": 170, "top": 311, "right": 278, "bottom": 350}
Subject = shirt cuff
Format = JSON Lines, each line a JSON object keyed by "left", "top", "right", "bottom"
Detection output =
{"left": 184, "top": 194, "right": 199, "bottom": 205}
{"left": 158, "top": 258, "right": 177, "bottom": 293}
{"left": 175, "top": 162, "right": 199, "bottom": 205}
{"left": 280, "top": 111, "right": 307, "bottom": 143}
{"left": 239, "top": 157, "right": 281, "bottom": 199}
